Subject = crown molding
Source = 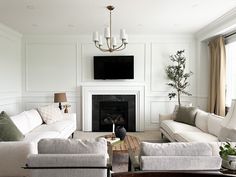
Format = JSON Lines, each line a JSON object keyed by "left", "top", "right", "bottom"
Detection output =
{"left": 195, "top": 7, "right": 236, "bottom": 41}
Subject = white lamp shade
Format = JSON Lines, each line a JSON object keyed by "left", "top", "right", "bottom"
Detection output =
{"left": 120, "top": 29, "right": 126, "bottom": 40}
{"left": 98, "top": 35, "right": 103, "bottom": 46}
{"left": 123, "top": 35, "right": 128, "bottom": 44}
{"left": 104, "top": 27, "right": 110, "bottom": 38}
{"left": 112, "top": 37, "right": 117, "bottom": 46}
{"left": 93, "top": 32, "right": 99, "bottom": 42}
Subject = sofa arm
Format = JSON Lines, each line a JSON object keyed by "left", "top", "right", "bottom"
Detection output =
{"left": 159, "top": 113, "right": 173, "bottom": 123}
{"left": 27, "top": 154, "right": 107, "bottom": 167}
{"left": 0, "top": 141, "right": 37, "bottom": 177}
{"left": 62, "top": 113, "right": 76, "bottom": 120}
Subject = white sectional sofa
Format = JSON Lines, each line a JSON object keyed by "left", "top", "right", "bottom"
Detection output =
{"left": 159, "top": 101, "right": 236, "bottom": 157}
{"left": 160, "top": 110, "right": 223, "bottom": 143}
{"left": 0, "top": 109, "right": 76, "bottom": 177}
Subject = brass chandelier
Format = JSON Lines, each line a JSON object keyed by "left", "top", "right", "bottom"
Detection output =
{"left": 92, "top": 5, "right": 128, "bottom": 52}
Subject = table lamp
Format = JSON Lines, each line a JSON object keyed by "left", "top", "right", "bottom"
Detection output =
{"left": 54, "top": 92, "right": 67, "bottom": 110}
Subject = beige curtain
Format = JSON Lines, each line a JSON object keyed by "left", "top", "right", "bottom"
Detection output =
{"left": 208, "top": 36, "right": 226, "bottom": 116}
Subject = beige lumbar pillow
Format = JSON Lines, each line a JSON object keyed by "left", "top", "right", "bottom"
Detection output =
{"left": 38, "top": 105, "right": 63, "bottom": 124}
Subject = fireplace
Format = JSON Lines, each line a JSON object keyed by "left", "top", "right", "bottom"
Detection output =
{"left": 92, "top": 95, "right": 135, "bottom": 132}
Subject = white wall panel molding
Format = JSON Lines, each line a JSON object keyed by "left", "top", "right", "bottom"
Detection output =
{"left": 150, "top": 42, "right": 192, "bottom": 94}
{"left": 25, "top": 42, "right": 77, "bottom": 92}
{"left": 21, "top": 34, "right": 202, "bottom": 131}
{"left": 81, "top": 42, "right": 146, "bottom": 83}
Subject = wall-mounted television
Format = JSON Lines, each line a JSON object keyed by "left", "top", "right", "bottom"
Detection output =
{"left": 94, "top": 56, "right": 134, "bottom": 80}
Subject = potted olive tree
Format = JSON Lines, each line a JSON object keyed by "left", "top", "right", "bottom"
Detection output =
{"left": 165, "top": 50, "right": 193, "bottom": 106}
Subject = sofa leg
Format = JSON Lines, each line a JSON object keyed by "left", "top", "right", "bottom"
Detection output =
{"left": 71, "top": 132, "right": 74, "bottom": 139}
{"left": 161, "top": 133, "right": 164, "bottom": 139}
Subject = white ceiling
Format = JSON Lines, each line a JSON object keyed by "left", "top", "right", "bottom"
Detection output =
{"left": 0, "top": 0, "right": 236, "bottom": 35}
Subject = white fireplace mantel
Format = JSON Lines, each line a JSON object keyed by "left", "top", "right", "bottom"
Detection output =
{"left": 82, "top": 85, "right": 145, "bottom": 131}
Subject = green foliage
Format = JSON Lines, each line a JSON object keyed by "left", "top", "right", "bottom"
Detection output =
{"left": 219, "top": 142, "right": 236, "bottom": 160}
{"left": 165, "top": 50, "right": 193, "bottom": 105}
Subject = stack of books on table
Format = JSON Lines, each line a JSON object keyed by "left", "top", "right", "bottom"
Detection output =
{"left": 105, "top": 137, "right": 120, "bottom": 145}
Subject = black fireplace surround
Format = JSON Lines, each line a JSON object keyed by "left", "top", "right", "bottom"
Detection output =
{"left": 92, "top": 95, "right": 136, "bottom": 132}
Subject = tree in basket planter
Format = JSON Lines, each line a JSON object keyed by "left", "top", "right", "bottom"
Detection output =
{"left": 165, "top": 50, "right": 193, "bottom": 106}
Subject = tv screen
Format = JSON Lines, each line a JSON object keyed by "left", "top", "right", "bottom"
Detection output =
{"left": 94, "top": 56, "right": 134, "bottom": 79}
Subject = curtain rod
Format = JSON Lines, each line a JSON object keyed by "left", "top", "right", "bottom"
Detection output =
{"left": 224, "top": 31, "right": 236, "bottom": 38}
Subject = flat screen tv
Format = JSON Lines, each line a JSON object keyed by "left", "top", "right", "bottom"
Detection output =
{"left": 94, "top": 56, "right": 134, "bottom": 79}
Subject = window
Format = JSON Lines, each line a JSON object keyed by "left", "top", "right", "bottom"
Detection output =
{"left": 225, "top": 41, "right": 236, "bottom": 107}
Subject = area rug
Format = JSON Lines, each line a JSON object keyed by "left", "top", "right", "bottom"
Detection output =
{"left": 112, "top": 152, "right": 129, "bottom": 172}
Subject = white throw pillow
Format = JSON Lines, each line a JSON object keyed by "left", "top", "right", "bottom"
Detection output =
{"left": 195, "top": 109, "right": 209, "bottom": 132}
{"left": 208, "top": 113, "right": 224, "bottom": 137}
{"left": 38, "top": 105, "right": 63, "bottom": 124}
{"left": 24, "top": 109, "right": 43, "bottom": 130}
{"left": 10, "top": 112, "right": 30, "bottom": 135}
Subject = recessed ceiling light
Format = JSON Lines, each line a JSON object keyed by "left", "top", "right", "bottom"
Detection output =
{"left": 32, "top": 24, "right": 38, "bottom": 27}
{"left": 173, "top": 24, "right": 180, "bottom": 27}
{"left": 192, "top": 3, "right": 199, "bottom": 8}
{"left": 26, "top": 5, "right": 35, "bottom": 10}
{"left": 68, "top": 24, "right": 76, "bottom": 28}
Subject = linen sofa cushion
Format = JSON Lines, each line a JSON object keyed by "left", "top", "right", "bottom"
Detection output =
{"left": 10, "top": 112, "right": 31, "bottom": 135}
{"left": 10, "top": 110, "right": 42, "bottom": 135}
{"left": 175, "top": 106, "right": 197, "bottom": 126}
{"left": 24, "top": 109, "right": 43, "bottom": 130}
{"left": 32, "top": 118, "right": 73, "bottom": 133}
{"left": 140, "top": 142, "right": 212, "bottom": 156}
{"left": 207, "top": 113, "right": 223, "bottom": 137}
{"left": 195, "top": 109, "right": 209, "bottom": 132}
{"left": 218, "top": 127, "right": 236, "bottom": 142}
{"left": 218, "top": 101, "right": 236, "bottom": 141}
{"left": 160, "top": 120, "right": 201, "bottom": 139}
{"left": 23, "top": 131, "right": 60, "bottom": 143}
{"left": 0, "top": 111, "right": 24, "bottom": 141}
{"left": 174, "top": 132, "right": 219, "bottom": 142}
{"left": 38, "top": 105, "right": 63, "bottom": 124}
{"left": 38, "top": 138, "right": 107, "bottom": 154}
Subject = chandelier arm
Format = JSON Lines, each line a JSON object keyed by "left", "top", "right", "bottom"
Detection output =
{"left": 115, "top": 44, "right": 127, "bottom": 51}
{"left": 99, "top": 48, "right": 110, "bottom": 52}
{"left": 94, "top": 42, "right": 109, "bottom": 52}
{"left": 113, "top": 43, "right": 125, "bottom": 50}
{"left": 109, "top": 9, "right": 112, "bottom": 50}
{"left": 106, "top": 38, "right": 110, "bottom": 49}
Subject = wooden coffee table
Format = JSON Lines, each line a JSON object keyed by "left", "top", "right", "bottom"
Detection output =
{"left": 102, "top": 134, "right": 140, "bottom": 169}
{"left": 110, "top": 135, "right": 140, "bottom": 153}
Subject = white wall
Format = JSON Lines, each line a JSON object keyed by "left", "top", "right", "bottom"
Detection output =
{"left": 0, "top": 23, "right": 22, "bottom": 115}
{"left": 22, "top": 34, "right": 197, "bottom": 130}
